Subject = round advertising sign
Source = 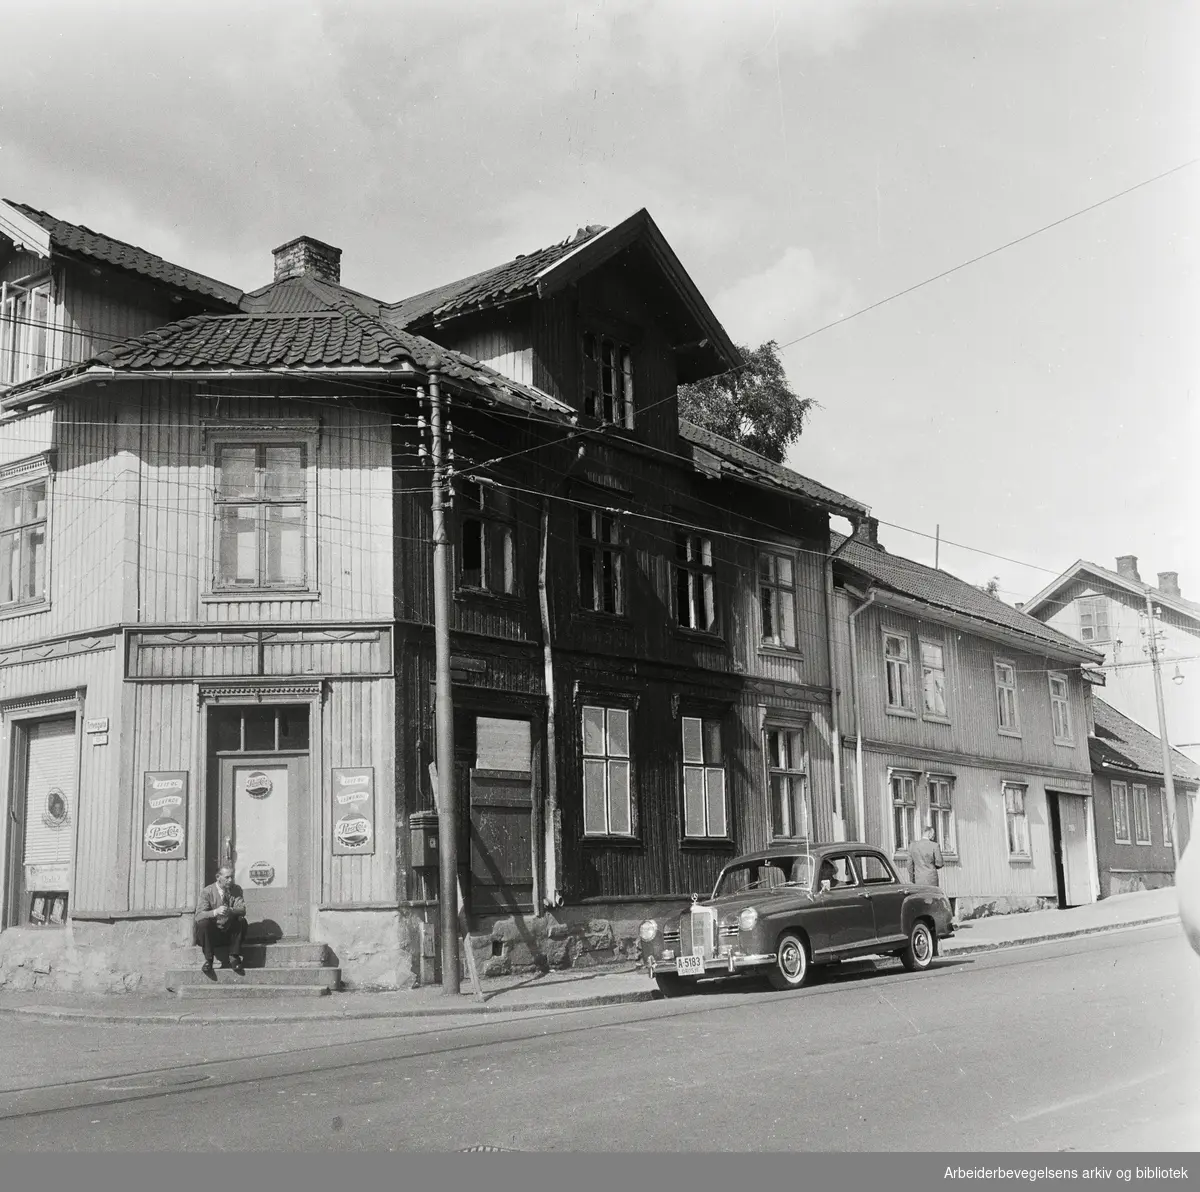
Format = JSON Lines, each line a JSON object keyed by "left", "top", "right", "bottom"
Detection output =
{"left": 244, "top": 771, "right": 273, "bottom": 800}
{"left": 249, "top": 861, "right": 276, "bottom": 886}
{"left": 335, "top": 813, "right": 372, "bottom": 851}
{"left": 145, "top": 816, "right": 183, "bottom": 855}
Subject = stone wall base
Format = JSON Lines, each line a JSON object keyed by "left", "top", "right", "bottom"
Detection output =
{"left": 953, "top": 895, "right": 1059, "bottom": 922}
{"left": 1105, "top": 871, "right": 1175, "bottom": 898}
{"left": 313, "top": 909, "right": 411, "bottom": 990}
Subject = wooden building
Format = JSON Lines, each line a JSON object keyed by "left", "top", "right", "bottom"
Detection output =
{"left": 829, "top": 523, "right": 1107, "bottom": 918}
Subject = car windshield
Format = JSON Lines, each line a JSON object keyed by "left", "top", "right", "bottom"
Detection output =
{"left": 713, "top": 855, "right": 814, "bottom": 897}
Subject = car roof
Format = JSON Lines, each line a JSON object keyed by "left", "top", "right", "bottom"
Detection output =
{"left": 719, "top": 842, "right": 884, "bottom": 868}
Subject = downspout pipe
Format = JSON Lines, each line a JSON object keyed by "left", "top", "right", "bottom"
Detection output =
{"left": 824, "top": 531, "right": 857, "bottom": 842}
{"left": 537, "top": 497, "right": 556, "bottom": 911}
{"left": 848, "top": 589, "right": 878, "bottom": 844}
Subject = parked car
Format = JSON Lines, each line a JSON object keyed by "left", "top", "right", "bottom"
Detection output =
{"left": 638, "top": 842, "right": 954, "bottom": 996}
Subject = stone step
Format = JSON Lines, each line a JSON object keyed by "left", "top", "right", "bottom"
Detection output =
{"left": 166, "top": 966, "right": 341, "bottom": 991}
{"left": 170, "top": 941, "right": 333, "bottom": 969}
{"left": 177, "top": 983, "right": 331, "bottom": 1000}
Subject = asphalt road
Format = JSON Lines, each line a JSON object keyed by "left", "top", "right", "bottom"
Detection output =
{"left": 0, "top": 922, "right": 1195, "bottom": 1152}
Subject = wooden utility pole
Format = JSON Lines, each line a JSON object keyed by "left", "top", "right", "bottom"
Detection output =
{"left": 430, "top": 373, "right": 460, "bottom": 994}
{"left": 1145, "top": 593, "right": 1181, "bottom": 868}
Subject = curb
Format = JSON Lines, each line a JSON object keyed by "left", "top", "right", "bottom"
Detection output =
{"left": 0, "top": 914, "right": 1179, "bottom": 1025}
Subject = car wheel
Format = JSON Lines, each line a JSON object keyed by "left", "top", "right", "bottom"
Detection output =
{"left": 767, "top": 932, "right": 812, "bottom": 990}
{"left": 901, "top": 919, "right": 936, "bottom": 972}
{"left": 655, "top": 973, "right": 689, "bottom": 998}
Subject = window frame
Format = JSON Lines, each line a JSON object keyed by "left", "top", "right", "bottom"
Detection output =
{"left": 456, "top": 478, "right": 517, "bottom": 598}
{"left": 927, "top": 773, "right": 957, "bottom": 856}
{"left": 203, "top": 423, "right": 320, "bottom": 601}
{"left": 918, "top": 636, "right": 949, "bottom": 721}
{"left": 680, "top": 714, "right": 728, "bottom": 841}
{"left": 889, "top": 768, "right": 919, "bottom": 855}
{"left": 757, "top": 550, "right": 800, "bottom": 653}
{"left": 581, "top": 329, "right": 635, "bottom": 429}
{"left": 674, "top": 531, "right": 718, "bottom": 634}
{"left": 0, "top": 275, "right": 57, "bottom": 387}
{"left": 580, "top": 703, "right": 636, "bottom": 840}
{"left": 575, "top": 507, "right": 627, "bottom": 617}
{"left": 0, "top": 458, "right": 52, "bottom": 617}
{"left": 763, "top": 722, "right": 810, "bottom": 842}
{"left": 1077, "top": 596, "right": 1110, "bottom": 644}
{"left": 1047, "top": 671, "right": 1073, "bottom": 745}
{"left": 994, "top": 658, "right": 1021, "bottom": 736}
{"left": 883, "top": 629, "right": 916, "bottom": 716}
{"left": 1002, "top": 781, "right": 1031, "bottom": 860}
{"left": 1111, "top": 780, "right": 1131, "bottom": 844}
{"left": 1131, "top": 783, "right": 1152, "bottom": 846}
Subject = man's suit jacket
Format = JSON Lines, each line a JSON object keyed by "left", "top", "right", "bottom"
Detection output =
{"left": 193, "top": 881, "right": 246, "bottom": 945}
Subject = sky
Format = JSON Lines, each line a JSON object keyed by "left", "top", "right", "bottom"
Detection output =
{"left": 1, "top": 0, "right": 1196, "bottom": 607}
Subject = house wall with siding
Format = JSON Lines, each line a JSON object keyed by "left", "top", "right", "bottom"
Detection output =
{"left": 1091, "top": 771, "right": 1196, "bottom": 896}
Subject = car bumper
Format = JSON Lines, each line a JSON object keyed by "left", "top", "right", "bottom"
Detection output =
{"left": 647, "top": 953, "right": 776, "bottom": 979}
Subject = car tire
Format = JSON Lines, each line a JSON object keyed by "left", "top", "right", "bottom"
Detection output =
{"left": 655, "top": 973, "right": 689, "bottom": 998}
{"left": 900, "top": 919, "right": 936, "bottom": 972}
{"left": 767, "top": 932, "right": 812, "bottom": 990}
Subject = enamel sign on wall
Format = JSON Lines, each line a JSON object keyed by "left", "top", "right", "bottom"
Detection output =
{"left": 142, "top": 772, "right": 188, "bottom": 860}
{"left": 331, "top": 767, "right": 375, "bottom": 856}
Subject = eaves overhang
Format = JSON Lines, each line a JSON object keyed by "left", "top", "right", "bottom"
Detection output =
{"left": 0, "top": 202, "right": 52, "bottom": 259}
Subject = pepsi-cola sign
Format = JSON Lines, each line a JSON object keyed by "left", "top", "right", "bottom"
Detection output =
{"left": 331, "top": 767, "right": 375, "bottom": 856}
{"left": 142, "top": 772, "right": 188, "bottom": 861}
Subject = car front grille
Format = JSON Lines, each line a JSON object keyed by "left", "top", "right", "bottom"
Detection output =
{"left": 682, "top": 907, "right": 716, "bottom": 959}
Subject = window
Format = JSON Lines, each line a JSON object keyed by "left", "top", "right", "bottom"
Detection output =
{"left": 581, "top": 705, "right": 632, "bottom": 836}
{"left": 675, "top": 532, "right": 716, "bottom": 631}
{"left": 1003, "top": 782, "right": 1031, "bottom": 858}
{"left": 765, "top": 726, "right": 809, "bottom": 839}
{"left": 1111, "top": 780, "right": 1131, "bottom": 844}
{"left": 994, "top": 659, "right": 1020, "bottom": 734}
{"left": 920, "top": 640, "right": 947, "bottom": 717}
{"left": 458, "top": 480, "right": 515, "bottom": 595}
{"left": 928, "top": 775, "right": 956, "bottom": 854}
{"left": 758, "top": 552, "right": 797, "bottom": 649}
{"left": 1048, "top": 672, "right": 1072, "bottom": 743}
{"left": 1131, "top": 784, "right": 1152, "bottom": 845}
{"left": 856, "top": 854, "right": 898, "bottom": 884}
{"left": 1077, "top": 596, "right": 1110, "bottom": 643}
{"left": 1162, "top": 788, "right": 1173, "bottom": 849}
{"left": 884, "top": 632, "right": 914, "bottom": 712}
{"left": 681, "top": 716, "right": 726, "bottom": 839}
{"left": 0, "top": 476, "right": 48, "bottom": 609}
{"left": 890, "top": 770, "right": 918, "bottom": 852}
{"left": 577, "top": 509, "right": 625, "bottom": 615}
{"left": 0, "top": 279, "right": 54, "bottom": 386}
{"left": 214, "top": 443, "right": 307, "bottom": 589}
{"left": 581, "top": 331, "right": 634, "bottom": 428}
{"left": 818, "top": 855, "right": 857, "bottom": 889}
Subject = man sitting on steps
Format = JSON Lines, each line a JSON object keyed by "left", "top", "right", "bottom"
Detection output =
{"left": 194, "top": 865, "right": 247, "bottom": 978}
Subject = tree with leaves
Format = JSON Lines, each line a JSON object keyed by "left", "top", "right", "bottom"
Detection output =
{"left": 678, "top": 340, "right": 816, "bottom": 464}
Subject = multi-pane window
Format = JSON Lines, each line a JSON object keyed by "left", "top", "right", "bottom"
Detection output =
{"left": 994, "top": 659, "right": 1019, "bottom": 733}
{"left": 1132, "top": 784, "right": 1152, "bottom": 845}
{"left": 0, "top": 477, "right": 48, "bottom": 608}
{"left": 214, "top": 444, "right": 307, "bottom": 588}
{"left": 884, "top": 632, "right": 914, "bottom": 711}
{"left": 582, "top": 332, "right": 634, "bottom": 428}
{"left": 1111, "top": 780, "right": 1131, "bottom": 844}
{"left": 577, "top": 510, "right": 625, "bottom": 614}
{"left": 675, "top": 532, "right": 715, "bottom": 631}
{"left": 1162, "top": 788, "right": 1173, "bottom": 849}
{"left": 890, "top": 771, "right": 918, "bottom": 852}
{"left": 1077, "top": 596, "right": 1110, "bottom": 643}
{"left": 1003, "top": 782, "right": 1030, "bottom": 858}
{"left": 458, "top": 480, "right": 515, "bottom": 595}
{"left": 1048, "top": 672, "right": 1072, "bottom": 743}
{"left": 928, "top": 776, "right": 956, "bottom": 854}
{"left": 0, "top": 280, "right": 53, "bottom": 386}
{"left": 681, "top": 716, "right": 726, "bottom": 838}
{"left": 758, "top": 552, "right": 797, "bottom": 649}
{"left": 581, "top": 705, "right": 632, "bottom": 836}
{"left": 920, "top": 640, "right": 947, "bottom": 717}
{"left": 765, "top": 726, "right": 808, "bottom": 839}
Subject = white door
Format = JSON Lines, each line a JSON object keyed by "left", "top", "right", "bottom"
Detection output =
{"left": 1058, "top": 794, "right": 1096, "bottom": 906}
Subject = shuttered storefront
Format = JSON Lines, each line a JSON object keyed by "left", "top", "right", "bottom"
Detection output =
{"left": 19, "top": 716, "right": 77, "bottom": 924}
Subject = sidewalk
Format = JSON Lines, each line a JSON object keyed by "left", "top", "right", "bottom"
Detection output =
{"left": 0, "top": 887, "right": 1180, "bottom": 1026}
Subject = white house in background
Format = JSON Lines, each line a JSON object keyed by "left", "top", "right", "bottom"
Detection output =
{"left": 1022, "top": 556, "right": 1200, "bottom": 768}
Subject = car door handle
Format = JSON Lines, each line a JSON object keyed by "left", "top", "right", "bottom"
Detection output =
{"left": 856, "top": 892, "right": 871, "bottom": 899}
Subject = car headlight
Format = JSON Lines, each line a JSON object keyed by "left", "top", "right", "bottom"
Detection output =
{"left": 738, "top": 907, "right": 759, "bottom": 931}
{"left": 639, "top": 919, "right": 659, "bottom": 942}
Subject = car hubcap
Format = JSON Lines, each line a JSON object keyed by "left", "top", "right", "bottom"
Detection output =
{"left": 780, "top": 942, "right": 804, "bottom": 979}
{"left": 914, "top": 928, "right": 931, "bottom": 963}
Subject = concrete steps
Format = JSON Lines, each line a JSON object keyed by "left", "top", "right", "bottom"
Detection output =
{"left": 165, "top": 939, "right": 340, "bottom": 998}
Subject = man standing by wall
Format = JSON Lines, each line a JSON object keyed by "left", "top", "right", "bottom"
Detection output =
{"left": 194, "top": 865, "right": 247, "bottom": 978}
{"left": 907, "top": 825, "right": 944, "bottom": 887}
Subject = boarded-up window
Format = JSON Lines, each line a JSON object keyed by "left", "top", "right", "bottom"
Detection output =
{"left": 581, "top": 706, "right": 632, "bottom": 836}
{"left": 475, "top": 717, "right": 531, "bottom": 772}
{"left": 681, "top": 716, "right": 726, "bottom": 838}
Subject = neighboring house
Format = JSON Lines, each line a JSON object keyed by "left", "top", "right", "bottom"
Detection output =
{"left": 1022, "top": 556, "right": 1200, "bottom": 768}
{"left": 0, "top": 202, "right": 874, "bottom": 989}
{"left": 1090, "top": 698, "right": 1199, "bottom": 896}
{"left": 830, "top": 523, "right": 1105, "bottom": 918}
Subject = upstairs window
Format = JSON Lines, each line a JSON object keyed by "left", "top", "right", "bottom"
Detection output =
{"left": 1077, "top": 596, "right": 1110, "bottom": 643}
{"left": 675, "top": 532, "right": 715, "bottom": 632}
{"left": 577, "top": 509, "right": 625, "bottom": 615}
{"left": 994, "top": 659, "right": 1020, "bottom": 734}
{"left": 1003, "top": 782, "right": 1031, "bottom": 859}
{"left": 765, "top": 726, "right": 809, "bottom": 840}
{"left": 681, "top": 716, "right": 727, "bottom": 839}
{"left": 884, "top": 631, "right": 914, "bottom": 712}
{"left": 758, "top": 552, "right": 797, "bottom": 649}
{"left": 0, "top": 476, "right": 48, "bottom": 609}
{"left": 0, "top": 279, "right": 54, "bottom": 386}
{"left": 920, "top": 639, "right": 947, "bottom": 718}
{"left": 1048, "top": 672, "right": 1072, "bottom": 743}
{"left": 582, "top": 332, "right": 634, "bottom": 428}
{"left": 214, "top": 443, "right": 307, "bottom": 589}
{"left": 458, "top": 480, "right": 515, "bottom": 595}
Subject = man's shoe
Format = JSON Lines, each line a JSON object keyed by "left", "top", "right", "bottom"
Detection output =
{"left": 201, "top": 961, "right": 216, "bottom": 980}
{"left": 231, "top": 955, "right": 244, "bottom": 974}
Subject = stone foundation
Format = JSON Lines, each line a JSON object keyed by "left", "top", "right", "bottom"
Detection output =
{"left": 952, "top": 895, "right": 1059, "bottom": 922}
{"left": 1106, "top": 871, "right": 1174, "bottom": 897}
{"left": 314, "top": 909, "right": 410, "bottom": 990}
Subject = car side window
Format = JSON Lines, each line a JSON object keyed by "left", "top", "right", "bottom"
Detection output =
{"left": 856, "top": 854, "right": 898, "bottom": 885}
{"left": 819, "top": 855, "right": 857, "bottom": 889}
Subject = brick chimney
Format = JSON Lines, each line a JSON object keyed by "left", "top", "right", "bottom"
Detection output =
{"left": 1115, "top": 555, "right": 1141, "bottom": 582}
{"left": 272, "top": 235, "right": 342, "bottom": 285}
{"left": 853, "top": 516, "right": 880, "bottom": 548}
{"left": 1158, "top": 571, "right": 1181, "bottom": 599}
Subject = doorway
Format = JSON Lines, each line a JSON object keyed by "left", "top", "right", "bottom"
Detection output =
{"left": 207, "top": 706, "right": 310, "bottom": 940}
{"left": 1049, "top": 791, "right": 1095, "bottom": 908}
